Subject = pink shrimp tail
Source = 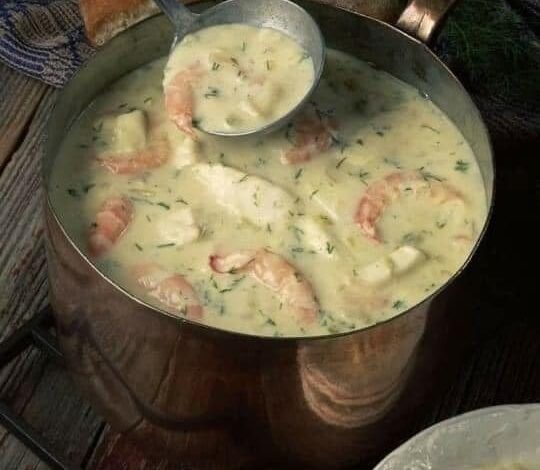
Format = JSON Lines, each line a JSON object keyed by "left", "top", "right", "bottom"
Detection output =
{"left": 97, "top": 140, "right": 169, "bottom": 175}
{"left": 165, "top": 64, "right": 203, "bottom": 138}
{"left": 282, "top": 115, "right": 337, "bottom": 165}
{"left": 355, "top": 170, "right": 464, "bottom": 242}
{"left": 210, "top": 249, "right": 319, "bottom": 325}
{"left": 89, "top": 197, "right": 133, "bottom": 257}
{"left": 134, "top": 263, "right": 203, "bottom": 320}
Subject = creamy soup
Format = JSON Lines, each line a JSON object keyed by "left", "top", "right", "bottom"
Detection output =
{"left": 164, "top": 23, "right": 315, "bottom": 134}
{"left": 50, "top": 49, "right": 487, "bottom": 337}
{"left": 471, "top": 464, "right": 540, "bottom": 470}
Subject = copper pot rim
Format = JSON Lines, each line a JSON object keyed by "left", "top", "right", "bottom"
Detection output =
{"left": 43, "top": 0, "right": 496, "bottom": 343}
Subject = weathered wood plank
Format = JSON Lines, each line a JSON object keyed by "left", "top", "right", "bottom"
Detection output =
{"left": 0, "top": 63, "right": 48, "bottom": 171}
{"left": 0, "top": 87, "right": 105, "bottom": 469}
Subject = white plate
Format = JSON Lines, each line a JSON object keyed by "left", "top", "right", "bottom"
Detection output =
{"left": 375, "top": 404, "right": 540, "bottom": 470}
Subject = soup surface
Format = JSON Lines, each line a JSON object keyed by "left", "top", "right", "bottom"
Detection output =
{"left": 50, "top": 49, "right": 487, "bottom": 337}
{"left": 471, "top": 464, "right": 540, "bottom": 470}
{"left": 164, "top": 24, "right": 315, "bottom": 134}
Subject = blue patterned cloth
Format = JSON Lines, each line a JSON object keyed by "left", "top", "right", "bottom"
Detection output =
{"left": 0, "top": 0, "right": 94, "bottom": 86}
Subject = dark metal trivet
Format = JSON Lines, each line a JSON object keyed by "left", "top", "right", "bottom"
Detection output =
{"left": 0, "top": 306, "right": 81, "bottom": 470}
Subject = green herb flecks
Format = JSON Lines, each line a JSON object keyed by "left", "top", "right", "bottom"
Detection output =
{"left": 289, "top": 225, "right": 304, "bottom": 242}
{"left": 418, "top": 167, "right": 444, "bottom": 182}
{"left": 67, "top": 188, "right": 79, "bottom": 198}
{"left": 294, "top": 168, "right": 303, "bottom": 180}
{"left": 336, "top": 157, "right": 347, "bottom": 169}
{"left": 436, "top": 220, "right": 447, "bottom": 229}
{"left": 157, "top": 243, "right": 175, "bottom": 248}
{"left": 156, "top": 202, "right": 170, "bottom": 210}
{"left": 384, "top": 157, "right": 402, "bottom": 169}
{"left": 421, "top": 124, "right": 440, "bottom": 133}
{"left": 454, "top": 160, "right": 470, "bottom": 172}
{"left": 326, "top": 242, "right": 335, "bottom": 254}
{"left": 392, "top": 300, "right": 406, "bottom": 309}
{"left": 402, "top": 232, "right": 424, "bottom": 245}
{"left": 299, "top": 52, "right": 310, "bottom": 63}
{"left": 237, "top": 174, "right": 249, "bottom": 183}
{"left": 204, "top": 87, "right": 220, "bottom": 98}
{"left": 135, "top": 243, "right": 143, "bottom": 251}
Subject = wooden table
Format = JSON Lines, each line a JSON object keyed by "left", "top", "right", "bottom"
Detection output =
{"left": 0, "top": 61, "right": 538, "bottom": 469}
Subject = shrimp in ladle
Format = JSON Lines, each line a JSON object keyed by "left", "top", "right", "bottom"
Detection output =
{"left": 164, "top": 63, "right": 204, "bottom": 138}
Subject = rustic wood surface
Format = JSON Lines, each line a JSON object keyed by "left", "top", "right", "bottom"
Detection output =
{"left": 0, "top": 56, "right": 538, "bottom": 470}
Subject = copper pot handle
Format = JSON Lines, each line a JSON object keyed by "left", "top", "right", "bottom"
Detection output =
{"left": 396, "top": 0, "right": 458, "bottom": 43}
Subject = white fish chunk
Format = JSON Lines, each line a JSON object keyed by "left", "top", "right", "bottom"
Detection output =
{"left": 192, "top": 163, "right": 294, "bottom": 227}
{"left": 297, "top": 218, "right": 336, "bottom": 257}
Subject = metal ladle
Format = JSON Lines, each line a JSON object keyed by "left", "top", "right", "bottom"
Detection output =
{"left": 153, "top": 0, "right": 325, "bottom": 137}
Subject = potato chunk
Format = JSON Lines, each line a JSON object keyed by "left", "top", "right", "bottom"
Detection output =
{"left": 102, "top": 110, "right": 147, "bottom": 153}
{"left": 357, "top": 258, "right": 393, "bottom": 285}
{"left": 357, "top": 245, "right": 426, "bottom": 285}
{"left": 388, "top": 245, "right": 425, "bottom": 275}
{"left": 192, "top": 163, "right": 294, "bottom": 227}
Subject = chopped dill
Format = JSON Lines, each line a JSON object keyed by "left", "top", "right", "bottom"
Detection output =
{"left": 454, "top": 160, "right": 469, "bottom": 172}
{"left": 237, "top": 174, "right": 249, "bottom": 183}
{"left": 336, "top": 157, "right": 347, "bottom": 169}
{"left": 204, "top": 87, "right": 220, "bottom": 98}
{"left": 421, "top": 124, "right": 440, "bottom": 133}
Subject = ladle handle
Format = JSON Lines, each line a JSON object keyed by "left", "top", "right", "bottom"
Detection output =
{"left": 396, "top": 0, "right": 458, "bottom": 43}
{"left": 153, "top": 0, "right": 198, "bottom": 29}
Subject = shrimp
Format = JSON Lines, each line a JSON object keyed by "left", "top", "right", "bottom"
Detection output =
{"left": 164, "top": 63, "right": 203, "bottom": 138}
{"left": 355, "top": 170, "right": 464, "bottom": 242}
{"left": 88, "top": 197, "right": 133, "bottom": 257}
{"left": 97, "top": 140, "right": 169, "bottom": 175}
{"left": 133, "top": 263, "right": 203, "bottom": 320}
{"left": 210, "top": 249, "right": 319, "bottom": 324}
{"left": 282, "top": 114, "right": 337, "bottom": 165}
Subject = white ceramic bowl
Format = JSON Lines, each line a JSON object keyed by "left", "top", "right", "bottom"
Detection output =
{"left": 375, "top": 404, "right": 540, "bottom": 470}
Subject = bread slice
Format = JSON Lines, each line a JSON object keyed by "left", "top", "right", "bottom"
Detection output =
{"left": 80, "top": 0, "right": 197, "bottom": 46}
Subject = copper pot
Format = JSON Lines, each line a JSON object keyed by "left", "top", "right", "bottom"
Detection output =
{"left": 43, "top": 1, "right": 494, "bottom": 468}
